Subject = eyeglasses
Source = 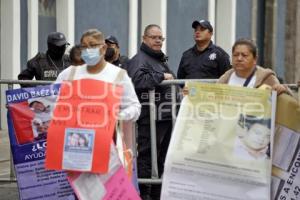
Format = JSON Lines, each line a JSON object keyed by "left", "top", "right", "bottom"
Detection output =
{"left": 80, "top": 43, "right": 104, "bottom": 50}
{"left": 146, "top": 35, "right": 165, "bottom": 41}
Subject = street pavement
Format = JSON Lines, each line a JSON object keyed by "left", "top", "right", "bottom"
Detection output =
{"left": 0, "top": 130, "right": 19, "bottom": 199}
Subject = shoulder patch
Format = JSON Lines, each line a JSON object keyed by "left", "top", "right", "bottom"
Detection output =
{"left": 209, "top": 52, "right": 217, "bottom": 60}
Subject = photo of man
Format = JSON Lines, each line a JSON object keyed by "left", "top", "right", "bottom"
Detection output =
{"left": 28, "top": 97, "right": 52, "bottom": 141}
{"left": 234, "top": 114, "right": 271, "bottom": 160}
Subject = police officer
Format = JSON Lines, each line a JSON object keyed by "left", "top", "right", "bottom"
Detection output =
{"left": 18, "top": 32, "right": 70, "bottom": 87}
{"left": 104, "top": 35, "right": 129, "bottom": 69}
{"left": 177, "top": 20, "right": 230, "bottom": 79}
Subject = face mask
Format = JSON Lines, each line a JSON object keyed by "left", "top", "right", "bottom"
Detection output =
{"left": 47, "top": 43, "right": 66, "bottom": 59}
{"left": 104, "top": 47, "right": 115, "bottom": 61}
{"left": 81, "top": 48, "right": 102, "bottom": 66}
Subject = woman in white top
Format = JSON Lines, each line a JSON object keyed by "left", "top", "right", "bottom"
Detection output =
{"left": 55, "top": 29, "right": 141, "bottom": 121}
{"left": 218, "top": 38, "right": 289, "bottom": 94}
{"left": 183, "top": 38, "right": 291, "bottom": 96}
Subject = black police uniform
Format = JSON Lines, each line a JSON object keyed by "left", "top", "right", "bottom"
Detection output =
{"left": 177, "top": 42, "right": 230, "bottom": 79}
{"left": 18, "top": 53, "right": 70, "bottom": 81}
{"left": 112, "top": 55, "right": 129, "bottom": 69}
{"left": 18, "top": 32, "right": 70, "bottom": 87}
{"left": 18, "top": 53, "right": 70, "bottom": 87}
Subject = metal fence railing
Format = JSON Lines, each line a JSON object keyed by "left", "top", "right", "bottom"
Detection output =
{"left": 140, "top": 79, "right": 299, "bottom": 184}
{"left": 0, "top": 79, "right": 299, "bottom": 186}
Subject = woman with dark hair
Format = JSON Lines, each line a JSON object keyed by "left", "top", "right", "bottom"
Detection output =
{"left": 78, "top": 134, "right": 89, "bottom": 147}
{"left": 218, "top": 38, "right": 290, "bottom": 95}
{"left": 69, "top": 44, "right": 84, "bottom": 66}
{"left": 183, "top": 38, "right": 292, "bottom": 96}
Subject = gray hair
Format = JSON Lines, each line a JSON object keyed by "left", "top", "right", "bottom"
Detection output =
{"left": 143, "top": 24, "right": 161, "bottom": 36}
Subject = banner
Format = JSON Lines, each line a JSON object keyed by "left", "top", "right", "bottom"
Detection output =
{"left": 46, "top": 79, "right": 123, "bottom": 173}
{"left": 161, "top": 83, "right": 276, "bottom": 200}
{"left": 115, "top": 121, "right": 139, "bottom": 191}
{"left": 68, "top": 144, "right": 141, "bottom": 200}
{"left": 272, "top": 94, "right": 300, "bottom": 200}
{"left": 6, "top": 84, "right": 76, "bottom": 200}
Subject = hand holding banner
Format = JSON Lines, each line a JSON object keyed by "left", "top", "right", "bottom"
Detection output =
{"left": 161, "top": 82, "right": 275, "bottom": 200}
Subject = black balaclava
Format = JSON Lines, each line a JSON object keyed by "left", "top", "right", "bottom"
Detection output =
{"left": 47, "top": 43, "right": 66, "bottom": 59}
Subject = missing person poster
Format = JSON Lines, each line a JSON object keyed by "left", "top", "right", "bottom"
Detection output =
{"left": 272, "top": 94, "right": 300, "bottom": 200}
{"left": 161, "top": 82, "right": 276, "bottom": 200}
{"left": 46, "top": 79, "right": 123, "bottom": 173}
{"left": 6, "top": 84, "right": 76, "bottom": 200}
{"left": 63, "top": 128, "right": 95, "bottom": 171}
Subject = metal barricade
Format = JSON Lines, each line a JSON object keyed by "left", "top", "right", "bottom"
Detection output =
{"left": 0, "top": 79, "right": 142, "bottom": 185}
{"left": 140, "top": 80, "right": 299, "bottom": 185}
{"left": 140, "top": 79, "right": 218, "bottom": 184}
{"left": 0, "top": 79, "right": 299, "bottom": 186}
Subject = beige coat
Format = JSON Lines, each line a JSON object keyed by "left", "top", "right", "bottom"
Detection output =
{"left": 218, "top": 65, "right": 280, "bottom": 88}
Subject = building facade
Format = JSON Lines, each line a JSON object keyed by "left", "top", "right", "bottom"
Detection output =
{"left": 0, "top": 0, "right": 300, "bottom": 127}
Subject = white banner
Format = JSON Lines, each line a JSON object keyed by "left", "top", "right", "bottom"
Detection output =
{"left": 161, "top": 83, "right": 276, "bottom": 200}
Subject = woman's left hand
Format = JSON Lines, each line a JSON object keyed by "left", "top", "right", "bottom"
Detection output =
{"left": 182, "top": 86, "right": 189, "bottom": 96}
{"left": 272, "top": 84, "right": 287, "bottom": 95}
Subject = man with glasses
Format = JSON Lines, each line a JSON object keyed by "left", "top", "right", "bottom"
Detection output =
{"left": 127, "top": 24, "right": 175, "bottom": 200}
{"left": 177, "top": 20, "right": 230, "bottom": 80}
{"left": 18, "top": 32, "right": 70, "bottom": 87}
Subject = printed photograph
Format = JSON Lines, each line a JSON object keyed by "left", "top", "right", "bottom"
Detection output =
{"left": 233, "top": 114, "right": 271, "bottom": 160}
{"left": 29, "top": 97, "right": 52, "bottom": 141}
{"left": 64, "top": 128, "right": 94, "bottom": 150}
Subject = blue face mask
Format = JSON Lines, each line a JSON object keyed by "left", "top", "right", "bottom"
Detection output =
{"left": 81, "top": 48, "right": 102, "bottom": 66}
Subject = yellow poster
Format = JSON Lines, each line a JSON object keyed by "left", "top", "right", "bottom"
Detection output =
{"left": 272, "top": 94, "right": 300, "bottom": 200}
{"left": 161, "top": 82, "right": 276, "bottom": 200}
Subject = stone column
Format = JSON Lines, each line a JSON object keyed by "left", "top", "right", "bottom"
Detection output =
{"left": 284, "top": 0, "right": 300, "bottom": 83}
{"left": 1, "top": 0, "right": 20, "bottom": 129}
{"left": 128, "top": 0, "right": 138, "bottom": 58}
{"left": 56, "top": 0, "right": 75, "bottom": 46}
{"left": 264, "top": 0, "right": 277, "bottom": 69}
{"left": 140, "top": 0, "right": 167, "bottom": 53}
{"left": 215, "top": 0, "right": 236, "bottom": 57}
{"left": 28, "top": 0, "right": 38, "bottom": 59}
